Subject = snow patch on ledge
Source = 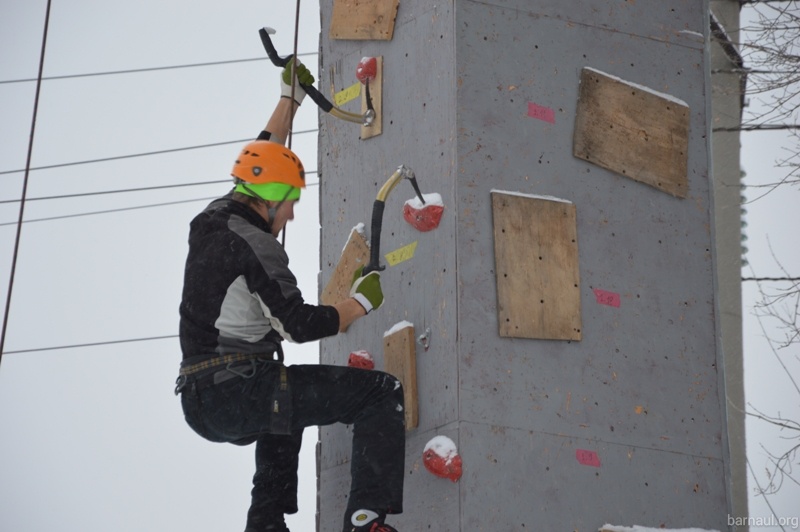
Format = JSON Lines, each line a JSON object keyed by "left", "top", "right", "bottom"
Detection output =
{"left": 405, "top": 192, "right": 444, "bottom": 209}
{"left": 601, "top": 525, "right": 720, "bottom": 532}
{"left": 678, "top": 29, "right": 704, "bottom": 43}
{"left": 424, "top": 435, "right": 458, "bottom": 462}
{"left": 384, "top": 320, "right": 413, "bottom": 337}
{"left": 491, "top": 189, "right": 572, "bottom": 204}
{"left": 342, "top": 223, "right": 367, "bottom": 256}
{"left": 583, "top": 67, "right": 689, "bottom": 108}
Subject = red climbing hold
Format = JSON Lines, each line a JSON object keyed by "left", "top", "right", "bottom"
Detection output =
{"left": 423, "top": 436, "right": 462, "bottom": 482}
{"left": 403, "top": 193, "right": 444, "bottom": 232}
{"left": 356, "top": 57, "right": 378, "bottom": 84}
{"left": 347, "top": 350, "right": 375, "bottom": 370}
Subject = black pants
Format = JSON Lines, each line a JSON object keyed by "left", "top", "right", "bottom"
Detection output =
{"left": 180, "top": 359, "right": 405, "bottom": 528}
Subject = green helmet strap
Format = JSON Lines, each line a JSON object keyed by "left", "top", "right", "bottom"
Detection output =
{"left": 235, "top": 182, "right": 301, "bottom": 201}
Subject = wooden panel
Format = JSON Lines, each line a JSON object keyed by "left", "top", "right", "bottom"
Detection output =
{"left": 573, "top": 67, "right": 690, "bottom": 198}
{"left": 491, "top": 192, "right": 581, "bottom": 341}
{"left": 384, "top": 325, "right": 419, "bottom": 430}
{"left": 361, "top": 56, "right": 383, "bottom": 140}
{"left": 320, "top": 229, "right": 370, "bottom": 306}
{"left": 330, "top": 0, "right": 400, "bottom": 41}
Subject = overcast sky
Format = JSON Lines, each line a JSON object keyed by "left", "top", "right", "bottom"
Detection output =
{"left": 0, "top": 2, "right": 798, "bottom": 531}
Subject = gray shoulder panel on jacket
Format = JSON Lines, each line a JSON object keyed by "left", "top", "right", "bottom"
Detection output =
{"left": 227, "top": 214, "right": 301, "bottom": 301}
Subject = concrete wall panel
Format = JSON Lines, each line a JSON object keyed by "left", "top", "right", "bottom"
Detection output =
{"left": 458, "top": 422, "right": 729, "bottom": 531}
{"left": 455, "top": 0, "right": 722, "bottom": 455}
{"left": 464, "top": 0, "right": 707, "bottom": 48}
{"left": 319, "top": 0, "right": 730, "bottom": 529}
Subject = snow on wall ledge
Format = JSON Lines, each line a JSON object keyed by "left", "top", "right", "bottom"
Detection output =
{"left": 601, "top": 526, "right": 720, "bottom": 532}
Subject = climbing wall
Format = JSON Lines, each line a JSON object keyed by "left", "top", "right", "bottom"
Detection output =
{"left": 317, "top": 1, "right": 733, "bottom": 530}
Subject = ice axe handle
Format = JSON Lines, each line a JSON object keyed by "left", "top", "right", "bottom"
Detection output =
{"left": 258, "top": 27, "right": 333, "bottom": 113}
{"left": 362, "top": 200, "right": 386, "bottom": 276}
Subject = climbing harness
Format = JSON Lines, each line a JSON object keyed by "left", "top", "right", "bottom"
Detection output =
{"left": 174, "top": 351, "right": 284, "bottom": 395}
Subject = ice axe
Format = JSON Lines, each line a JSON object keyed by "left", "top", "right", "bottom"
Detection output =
{"left": 259, "top": 27, "right": 375, "bottom": 126}
{"left": 362, "top": 165, "right": 426, "bottom": 276}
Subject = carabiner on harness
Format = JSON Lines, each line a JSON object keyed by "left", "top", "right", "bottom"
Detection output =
{"left": 174, "top": 375, "right": 188, "bottom": 396}
{"left": 226, "top": 359, "right": 258, "bottom": 379}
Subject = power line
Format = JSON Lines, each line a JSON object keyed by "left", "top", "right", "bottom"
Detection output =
{"left": 0, "top": 0, "right": 52, "bottom": 364}
{"left": 0, "top": 179, "right": 231, "bottom": 205}
{"left": 0, "top": 196, "right": 219, "bottom": 226}
{"left": 0, "top": 41, "right": 325, "bottom": 357}
{"left": 0, "top": 128, "right": 318, "bottom": 177}
{"left": 742, "top": 277, "right": 800, "bottom": 282}
{"left": 0, "top": 52, "right": 318, "bottom": 85}
{"left": 2, "top": 334, "right": 178, "bottom": 355}
{"left": 0, "top": 177, "right": 320, "bottom": 226}
{"left": 713, "top": 124, "right": 800, "bottom": 132}
{"left": 0, "top": 170, "right": 319, "bottom": 206}
{"left": 3, "top": 273, "right": 781, "bottom": 355}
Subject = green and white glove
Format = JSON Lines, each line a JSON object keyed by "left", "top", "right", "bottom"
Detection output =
{"left": 350, "top": 266, "right": 384, "bottom": 313}
{"left": 281, "top": 59, "right": 315, "bottom": 105}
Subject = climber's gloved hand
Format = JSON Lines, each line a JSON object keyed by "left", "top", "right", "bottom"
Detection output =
{"left": 281, "top": 59, "right": 315, "bottom": 105}
{"left": 350, "top": 266, "right": 384, "bottom": 313}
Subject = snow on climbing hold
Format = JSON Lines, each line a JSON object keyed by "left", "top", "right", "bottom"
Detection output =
{"left": 423, "top": 435, "right": 462, "bottom": 482}
{"left": 347, "top": 350, "right": 375, "bottom": 370}
{"left": 356, "top": 57, "right": 378, "bottom": 84}
{"left": 403, "top": 192, "right": 444, "bottom": 232}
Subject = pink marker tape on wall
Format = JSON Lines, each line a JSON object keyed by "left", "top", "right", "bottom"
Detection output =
{"left": 593, "top": 288, "right": 621, "bottom": 308}
{"left": 527, "top": 102, "right": 556, "bottom": 124}
{"left": 576, "top": 449, "right": 601, "bottom": 468}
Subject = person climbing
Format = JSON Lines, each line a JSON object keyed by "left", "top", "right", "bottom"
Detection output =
{"left": 175, "top": 59, "right": 405, "bottom": 532}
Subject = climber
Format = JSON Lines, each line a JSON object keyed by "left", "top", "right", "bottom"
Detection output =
{"left": 175, "top": 59, "right": 405, "bottom": 532}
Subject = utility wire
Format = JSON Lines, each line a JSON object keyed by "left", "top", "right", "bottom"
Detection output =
{"left": 0, "top": 170, "right": 320, "bottom": 206}
{"left": 0, "top": 0, "right": 52, "bottom": 364}
{"left": 5, "top": 258, "right": 786, "bottom": 362}
{"left": 0, "top": 52, "right": 318, "bottom": 85}
{"left": 0, "top": 37, "right": 324, "bottom": 357}
{"left": 742, "top": 277, "right": 800, "bottom": 282}
{"left": 283, "top": 0, "right": 303, "bottom": 248}
{"left": 2, "top": 334, "right": 178, "bottom": 355}
{"left": 0, "top": 128, "right": 318, "bottom": 177}
{"left": 713, "top": 124, "right": 800, "bottom": 132}
{"left": 0, "top": 177, "right": 320, "bottom": 226}
{"left": 0, "top": 196, "right": 218, "bottom": 226}
{"left": 0, "top": 180, "right": 232, "bottom": 204}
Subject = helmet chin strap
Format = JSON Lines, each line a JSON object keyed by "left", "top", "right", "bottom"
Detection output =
{"left": 236, "top": 181, "right": 274, "bottom": 228}
{"left": 269, "top": 187, "right": 295, "bottom": 225}
{"left": 236, "top": 180, "right": 295, "bottom": 228}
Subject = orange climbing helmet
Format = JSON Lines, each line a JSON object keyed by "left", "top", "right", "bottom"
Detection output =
{"left": 231, "top": 140, "right": 306, "bottom": 189}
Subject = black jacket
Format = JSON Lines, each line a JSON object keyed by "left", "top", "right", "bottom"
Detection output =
{"left": 179, "top": 196, "right": 339, "bottom": 359}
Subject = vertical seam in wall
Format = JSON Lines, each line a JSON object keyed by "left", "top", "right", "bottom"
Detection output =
{"left": 451, "top": 1, "right": 463, "bottom": 529}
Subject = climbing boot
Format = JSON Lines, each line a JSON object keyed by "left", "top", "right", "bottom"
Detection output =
{"left": 346, "top": 509, "right": 398, "bottom": 532}
{"left": 244, "top": 517, "right": 289, "bottom": 532}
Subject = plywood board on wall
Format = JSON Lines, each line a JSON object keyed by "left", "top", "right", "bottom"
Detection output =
{"left": 321, "top": 230, "right": 370, "bottom": 306}
{"left": 573, "top": 67, "right": 690, "bottom": 198}
{"left": 491, "top": 192, "right": 581, "bottom": 341}
{"left": 330, "top": 0, "right": 400, "bottom": 40}
{"left": 384, "top": 324, "right": 419, "bottom": 430}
